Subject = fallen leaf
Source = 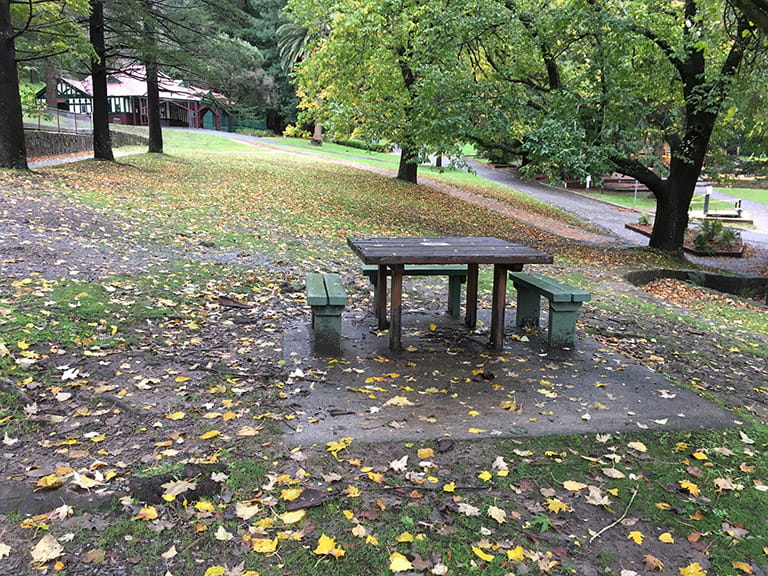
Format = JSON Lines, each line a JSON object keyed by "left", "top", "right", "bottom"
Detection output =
{"left": 602, "top": 468, "right": 626, "bottom": 479}
{"left": 679, "top": 562, "right": 708, "bottom": 576}
{"left": 0, "top": 542, "right": 11, "bottom": 559}
{"left": 627, "top": 530, "right": 644, "bottom": 545}
{"left": 679, "top": 480, "right": 701, "bottom": 496}
{"left": 30, "top": 534, "right": 64, "bottom": 564}
{"left": 214, "top": 526, "right": 234, "bottom": 541}
{"left": 732, "top": 561, "right": 753, "bottom": 574}
{"left": 488, "top": 505, "right": 507, "bottom": 524}
{"left": 251, "top": 538, "right": 278, "bottom": 554}
{"left": 627, "top": 441, "right": 647, "bottom": 453}
{"left": 644, "top": 554, "right": 664, "bottom": 571}
{"left": 546, "top": 498, "right": 569, "bottom": 513}
{"left": 314, "top": 534, "right": 344, "bottom": 558}
{"left": 563, "top": 480, "right": 587, "bottom": 491}
{"left": 389, "top": 455, "right": 408, "bottom": 472}
{"left": 658, "top": 532, "right": 675, "bottom": 543}
{"left": 389, "top": 552, "right": 413, "bottom": 572}
{"left": 507, "top": 545, "right": 526, "bottom": 562}
{"left": 472, "top": 546, "right": 495, "bottom": 562}
{"left": 384, "top": 396, "right": 414, "bottom": 407}
{"left": 133, "top": 506, "right": 158, "bottom": 521}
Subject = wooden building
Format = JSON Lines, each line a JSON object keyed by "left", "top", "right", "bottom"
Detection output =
{"left": 41, "top": 66, "right": 231, "bottom": 130}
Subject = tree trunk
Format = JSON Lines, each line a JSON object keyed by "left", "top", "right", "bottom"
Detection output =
{"left": 143, "top": 0, "right": 163, "bottom": 153}
{"left": 310, "top": 122, "right": 323, "bottom": 145}
{"left": 397, "top": 145, "right": 418, "bottom": 183}
{"left": 0, "top": 0, "right": 28, "bottom": 170}
{"left": 44, "top": 59, "right": 57, "bottom": 110}
{"left": 90, "top": 0, "right": 114, "bottom": 161}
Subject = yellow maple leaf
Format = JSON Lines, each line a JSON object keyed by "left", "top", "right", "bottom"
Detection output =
{"left": 659, "top": 532, "right": 675, "bottom": 543}
{"left": 366, "top": 534, "right": 379, "bottom": 546}
{"left": 679, "top": 562, "right": 708, "bottom": 576}
{"left": 35, "top": 474, "right": 64, "bottom": 490}
{"left": 384, "top": 395, "right": 414, "bottom": 407}
{"left": 679, "top": 479, "right": 701, "bottom": 496}
{"left": 546, "top": 498, "right": 569, "bottom": 513}
{"left": 442, "top": 482, "right": 456, "bottom": 493}
{"left": 251, "top": 537, "right": 278, "bottom": 554}
{"left": 195, "top": 501, "right": 216, "bottom": 513}
{"left": 133, "top": 506, "right": 158, "bottom": 521}
{"left": 563, "top": 480, "right": 587, "bottom": 491}
{"left": 417, "top": 448, "right": 434, "bottom": 459}
{"left": 478, "top": 470, "right": 493, "bottom": 482}
{"left": 389, "top": 552, "right": 413, "bottom": 572}
{"left": 279, "top": 510, "right": 306, "bottom": 524}
{"left": 656, "top": 502, "right": 672, "bottom": 510}
{"left": 203, "top": 567, "right": 226, "bottom": 576}
{"left": 506, "top": 545, "right": 526, "bottom": 563}
{"left": 280, "top": 488, "right": 303, "bottom": 501}
{"left": 732, "top": 561, "right": 753, "bottom": 574}
{"left": 314, "top": 534, "right": 345, "bottom": 558}
{"left": 472, "top": 546, "right": 495, "bottom": 562}
{"left": 326, "top": 437, "right": 352, "bottom": 457}
{"left": 346, "top": 485, "right": 361, "bottom": 497}
{"left": 395, "top": 531, "right": 414, "bottom": 543}
{"left": 628, "top": 530, "right": 644, "bottom": 545}
{"left": 199, "top": 430, "right": 221, "bottom": 440}
{"left": 165, "top": 411, "right": 186, "bottom": 420}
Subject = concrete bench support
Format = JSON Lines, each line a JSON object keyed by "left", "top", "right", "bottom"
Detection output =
{"left": 306, "top": 272, "right": 347, "bottom": 355}
{"left": 509, "top": 271, "right": 591, "bottom": 348}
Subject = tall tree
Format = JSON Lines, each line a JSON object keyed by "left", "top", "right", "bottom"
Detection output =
{"left": 90, "top": 0, "right": 113, "bottom": 160}
{"left": 0, "top": 0, "right": 27, "bottom": 169}
{"left": 287, "top": 0, "right": 471, "bottom": 183}
{"left": 461, "top": 0, "right": 757, "bottom": 252}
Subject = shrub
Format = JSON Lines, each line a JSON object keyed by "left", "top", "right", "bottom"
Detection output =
{"left": 283, "top": 125, "right": 311, "bottom": 139}
{"left": 331, "top": 138, "right": 391, "bottom": 153}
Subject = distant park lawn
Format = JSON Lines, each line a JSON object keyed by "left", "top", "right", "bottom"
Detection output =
{"left": 715, "top": 186, "right": 768, "bottom": 206}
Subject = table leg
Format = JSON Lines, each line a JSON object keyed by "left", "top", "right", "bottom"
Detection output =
{"left": 490, "top": 264, "right": 507, "bottom": 349}
{"left": 389, "top": 264, "right": 404, "bottom": 350}
{"left": 376, "top": 265, "right": 388, "bottom": 330}
{"left": 465, "top": 263, "right": 479, "bottom": 328}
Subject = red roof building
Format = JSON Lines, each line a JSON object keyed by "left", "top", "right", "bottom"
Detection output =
{"left": 45, "top": 66, "right": 231, "bottom": 130}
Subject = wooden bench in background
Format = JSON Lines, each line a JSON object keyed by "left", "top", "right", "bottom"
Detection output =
{"left": 306, "top": 272, "right": 347, "bottom": 355}
{"left": 362, "top": 264, "right": 468, "bottom": 319}
{"left": 508, "top": 271, "right": 591, "bottom": 348}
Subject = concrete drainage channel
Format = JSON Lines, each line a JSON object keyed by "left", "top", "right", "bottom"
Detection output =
{"left": 624, "top": 269, "right": 768, "bottom": 303}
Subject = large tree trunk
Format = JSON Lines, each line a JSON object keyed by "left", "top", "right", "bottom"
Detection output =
{"left": 143, "top": 0, "right": 163, "bottom": 153}
{"left": 44, "top": 59, "right": 57, "bottom": 109}
{"left": 90, "top": 0, "right": 114, "bottom": 161}
{"left": 397, "top": 145, "right": 418, "bottom": 183}
{"left": 0, "top": 0, "right": 28, "bottom": 170}
{"left": 145, "top": 59, "right": 163, "bottom": 153}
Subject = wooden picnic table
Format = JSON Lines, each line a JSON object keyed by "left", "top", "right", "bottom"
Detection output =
{"left": 347, "top": 236, "right": 553, "bottom": 350}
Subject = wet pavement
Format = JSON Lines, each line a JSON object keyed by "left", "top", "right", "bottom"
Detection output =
{"left": 281, "top": 306, "right": 739, "bottom": 446}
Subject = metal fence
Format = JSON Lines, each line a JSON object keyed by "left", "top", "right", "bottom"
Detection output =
{"left": 23, "top": 107, "right": 93, "bottom": 134}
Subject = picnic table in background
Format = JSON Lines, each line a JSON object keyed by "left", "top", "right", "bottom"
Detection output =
{"left": 346, "top": 236, "right": 553, "bottom": 350}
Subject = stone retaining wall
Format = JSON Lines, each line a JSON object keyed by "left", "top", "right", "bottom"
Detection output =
{"left": 25, "top": 130, "right": 148, "bottom": 158}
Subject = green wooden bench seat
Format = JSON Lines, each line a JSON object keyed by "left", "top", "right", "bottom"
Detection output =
{"left": 361, "top": 264, "right": 468, "bottom": 318}
{"left": 508, "top": 271, "right": 591, "bottom": 348}
{"left": 306, "top": 272, "right": 347, "bottom": 355}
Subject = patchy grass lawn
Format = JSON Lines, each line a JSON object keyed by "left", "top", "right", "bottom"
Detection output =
{"left": 1, "top": 132, "right": 767, "bottom": 576}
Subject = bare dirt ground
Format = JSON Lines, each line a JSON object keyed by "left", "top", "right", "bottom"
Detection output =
{"left": 1, "top": 167, "right": 768, "bottom": 575}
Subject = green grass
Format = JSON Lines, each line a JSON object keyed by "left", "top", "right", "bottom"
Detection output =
{"left": 714, "top": 186, "right": 768, "bottom": 206}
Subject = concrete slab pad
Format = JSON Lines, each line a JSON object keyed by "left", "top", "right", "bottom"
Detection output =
{"left": 281, "top": 309, "right": 738, "bottom": 446}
